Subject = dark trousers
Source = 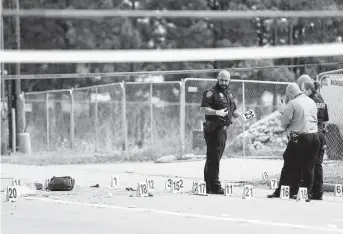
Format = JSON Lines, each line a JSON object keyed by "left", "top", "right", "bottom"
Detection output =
{"left": 275, "top": 133, "right": 320, "bottom": 196}
{"left": 312, "top": 131, "right": 325, "bottom": 196}
{"left": 203, "top": 127, "right": 227, "bottom": 191}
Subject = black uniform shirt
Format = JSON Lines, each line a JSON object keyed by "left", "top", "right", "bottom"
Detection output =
{"left": 310, "top": 93, "right": 329, "bottom": 130}
{"left": 201, "top": 83, "right": 237, "bottom": 125}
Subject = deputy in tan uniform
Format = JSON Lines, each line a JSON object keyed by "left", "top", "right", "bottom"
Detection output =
{"left": 267, "top": 83, "right": 320, "bottom": 201}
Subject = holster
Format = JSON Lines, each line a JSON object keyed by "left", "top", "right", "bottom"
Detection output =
{"left": 203, "top": 121, "right": 217, "bottom": 132}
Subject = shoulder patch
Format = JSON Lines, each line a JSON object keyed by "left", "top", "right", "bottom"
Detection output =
{"left": 206, "top": 90, "right": 213, "bottom": 98}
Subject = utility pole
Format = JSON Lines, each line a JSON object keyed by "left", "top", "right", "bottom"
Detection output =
{"left": 15, "top": 0, "right": 23, "bottom": 145}
{"left": 0, "top": 0, "right": 4, "bottom": 154}
{"left": 0, "top": 0, "right": 5, "bottom": 98}
{"left": 6, "top": 0, "right": 21, "bottom": 152}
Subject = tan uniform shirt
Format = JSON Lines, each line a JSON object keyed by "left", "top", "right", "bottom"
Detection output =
{"left": 281, "top": 94, "right": 318, "bottom": 136}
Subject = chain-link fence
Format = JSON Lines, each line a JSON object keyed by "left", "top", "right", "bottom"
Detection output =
{"left": 22, "top": 78, "right": 292, "bottom": 158}
{"left": 318, "top": 69, "right": 343, "bottom": 160}
{"left": 23, "top": 81, "right": 183, "bottom": 157}
{"left": 25, "top": 89, "right": 72, "bottom": 152}
{"left": 18, "top": 66, "right": 343, "bottom": 160}
{"left": 124, "top": 81, "right": 182, "bottom": 157}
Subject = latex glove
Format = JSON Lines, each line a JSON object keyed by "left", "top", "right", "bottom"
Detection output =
{"left": 216, "top": 108, "right": 228, "bottom": 117}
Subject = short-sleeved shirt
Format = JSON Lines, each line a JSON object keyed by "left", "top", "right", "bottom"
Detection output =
{"left": 200, "top": 83, "right": 237, "bottom": 124}
{"left": 281, "top": 93, "right": 318, "bottom": 136}
{"left": 309, "top": 93, "right": 329, "bottom": 130}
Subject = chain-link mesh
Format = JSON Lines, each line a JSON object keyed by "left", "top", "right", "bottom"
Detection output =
{"left": 242, "top": 82, "right": 289, "bottom": 157}
{"left": 24, "top": 92, "right": 47, "bottom": 152}
{"left": 184, "top": 78, "right": 290, "bottom": 157}
{"left": 151, "top": 82, "right": 181, "bottom": 156}
{"left": 72, "top": 87, "right": 97, "bottom": 152}
{"left": 96, "top": 84, "right": 124, "bottom": 152}
{"left": 125, "top": 81, "right": 181, "bottom": 157}
{"left": 318, "top": 70, "right": 343, "bottom": 160}
{"left": 124, "top": 82, "right": 151, "bottom": 154}
{"left": 47, "top": 90, "right": 72, "bottom": 151}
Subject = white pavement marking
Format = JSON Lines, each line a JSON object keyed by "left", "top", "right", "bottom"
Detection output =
{"left": 24, "top": 197, "right": 343, "bottom": 233}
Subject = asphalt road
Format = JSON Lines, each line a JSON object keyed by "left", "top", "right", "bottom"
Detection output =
{"left": 2, "top": 190, "right": 343, "bottom": 234}
{"left": 1, "top": 160, "right": 343, "bottom": 234}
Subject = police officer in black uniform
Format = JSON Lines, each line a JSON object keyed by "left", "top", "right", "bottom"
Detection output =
{"left": 301, "top": 79, "right": 329, "bottom": 200}
{"left": 200, "top": 70, "right": 241, "bottom": 194}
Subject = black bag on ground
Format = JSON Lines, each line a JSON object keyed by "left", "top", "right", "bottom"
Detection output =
{"left": 48, "top": 176, "right": 75, "bottom": 191}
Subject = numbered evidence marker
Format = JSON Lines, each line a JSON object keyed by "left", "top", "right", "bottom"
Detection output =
{"left": 280, "top": 185, "right": 290, "bottom": 199}
{"left": 111, "top": 175, "right": 119, "bottom": 189}
{"left": 136, "top": 182, "right": 149, "bottom": 197}
{"left": 44, "top": 178, "right": 51, "bottom": 190}
{"left": 171, "top": 179, "right": 184, "bottom": 193}
{"left": 12, "top": 178, "right": 21, "bottom": 186}
{"left": 242, "top": 185, "right": 253, "bottom": 199}
{"left": 334, "top": 184, "right": 343, "bottom": 197}
{"left": 296, "top": 187, "right": 308, "bottom": 201}
{"left": 238, "top": 109, "right": 256, "bottom": 124}
{"left": 269, "top": 179, "right": 278, "bottom": 190}
{"left": 262, "top": 172, "right": 268, "bottom": 181}
{"left": 192, "top": 181, "right": 198, "bottom": 194}
{"left": 193, "top": 181, "right": 207, "bottom": 196}
{"left": 6, "top": 186, "right": 18, "bottom": 202}
{"left": 224, "top": 183, "right": 234, "bottom": 196}
{"left": 146, "top": 178, "right": 155, "bottom": 192}
{"left": 165, "top": 178, "right": 184, "bottom": 193}
{"left": 165, "top": 178, "right": 173, "bottom": 192}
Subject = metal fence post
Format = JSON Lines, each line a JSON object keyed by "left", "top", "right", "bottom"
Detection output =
{"left": 121, "top": 81, "right": 128, "bottom": 151}
{"left": 242, "top": 81, "right": 246, "bottom": 157}
{"left": 149, "top": 83, "right": 153, "bottom": 148}
{"left": 69, "top": 89, "right": 74, "bottom": 149}
{"left": 94, "top": 87, "right": 98, "bottom": 152}
{"left": 180, "top": 79, "right": 186, "bottom": 158}
{"left": 46, "top": 92, "right": 49, "bottom": 151}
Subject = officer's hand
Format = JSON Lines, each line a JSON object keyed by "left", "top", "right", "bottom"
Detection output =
{"left": 216, "top": 108, "right": 229, "bottom": 117}
{"left": 278, "top": 99, "right": 287, "bottom": 114}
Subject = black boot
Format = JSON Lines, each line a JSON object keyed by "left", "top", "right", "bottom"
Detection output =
{"left": 209, "top": 183, "right": 224, "bottom": 194}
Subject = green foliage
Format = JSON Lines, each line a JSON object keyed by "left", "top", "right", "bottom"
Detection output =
{"left": 2, "top": 0, "right": 343, "bottom": 91}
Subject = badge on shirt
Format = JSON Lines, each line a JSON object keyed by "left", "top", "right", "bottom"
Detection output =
{"left": 206, "top": 91, "right": 213, "bottom": 98}
{"left": 219, "top": 93, "right": 224, "bottom": 98}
